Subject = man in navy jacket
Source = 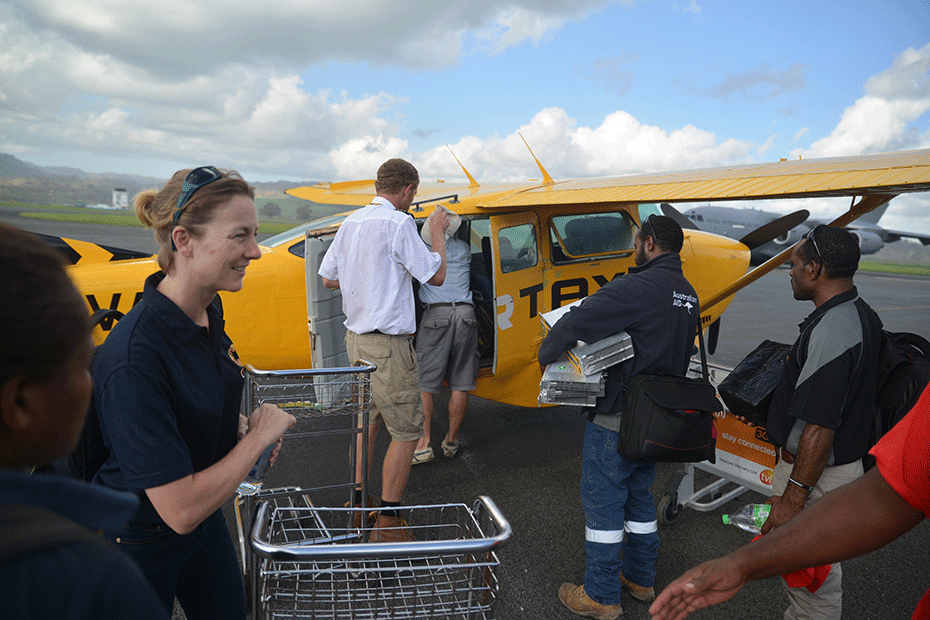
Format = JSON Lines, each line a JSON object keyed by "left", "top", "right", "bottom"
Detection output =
{"left": 539, "top": 215, "right": 699, "bottom": 620}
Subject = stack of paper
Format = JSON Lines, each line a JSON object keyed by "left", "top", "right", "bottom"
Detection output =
{"left": 540, "top": 300, "right": 635, "bottom": 376}
{"left": 539, "top": 356, "right": 605, "bottom": 407}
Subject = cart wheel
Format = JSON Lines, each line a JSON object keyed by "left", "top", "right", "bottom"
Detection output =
{"left": 657, "top": 494, "right": 683, "bottom": 525}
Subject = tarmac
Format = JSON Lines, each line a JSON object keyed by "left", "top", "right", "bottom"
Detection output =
{"left": 4, "top": 208, "right": 929, "bottom": 620}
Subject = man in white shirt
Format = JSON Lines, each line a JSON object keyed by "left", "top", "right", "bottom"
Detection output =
{"left": 319, "top": 158, "right": 447, "bottom": 542}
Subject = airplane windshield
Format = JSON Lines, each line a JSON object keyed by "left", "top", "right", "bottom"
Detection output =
{"left": 550, "top": 211, "right": 637, "bottom": 263}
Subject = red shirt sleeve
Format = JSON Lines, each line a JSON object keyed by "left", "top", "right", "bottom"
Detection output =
{"left": 870, "top": 383, "right": 930, "bottom": 517}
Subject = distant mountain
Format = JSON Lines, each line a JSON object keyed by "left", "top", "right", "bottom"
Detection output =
{"left": 0, "top": 153, "right": 315, "bottom": 206}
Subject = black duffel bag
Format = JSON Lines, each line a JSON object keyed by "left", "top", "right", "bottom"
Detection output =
{"left": 717, "top": 340, "right": 791, "bottom": 427}
{"left": 618, "top": 323, "right": 722, "bottom": 463}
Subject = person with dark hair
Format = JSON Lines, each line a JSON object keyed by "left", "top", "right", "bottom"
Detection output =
{"left": 756, "top": 224, "right": 882, "bottom": 619}
{"left": 538, "top": 214, "right": 700, "bottom": 619}
{"left": 319, "top": 158, "right": 448, "bottom": 542}
{"left": 650, "top": 382, "right": 930, "bottom": 620}
{"left": 0, "top": 223, "right": 167, "bottom": 620}
{"left": 92, "top": 167, "right": 296, "bottom": 619}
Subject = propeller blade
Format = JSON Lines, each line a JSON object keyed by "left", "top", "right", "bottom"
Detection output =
{"left": 707, "top": 318, "right": 720, "bottom": 356}
{"left": 660, "top": 203, "right": 700, "bottom": 230}
{"left": 738, "top": 209, "right": 810, "bottom": 250}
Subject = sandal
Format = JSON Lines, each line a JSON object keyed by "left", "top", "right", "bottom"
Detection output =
{"left": 441, "top": 440, "right": 459, "bottom": 458}
{"left": 412, "top": 446, "right": 434, "bottom": 465}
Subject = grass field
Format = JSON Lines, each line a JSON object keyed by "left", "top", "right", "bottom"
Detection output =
{"left": 3, "top": 200, "right": 350, "bottom": 236}
{"left": 859, "top": 260, "right": 930, "bottom": 276}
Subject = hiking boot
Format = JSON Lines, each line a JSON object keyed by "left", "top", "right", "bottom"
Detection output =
{"left": 558, "top": 583, "right": 623, "bottom": 620}
{"left": 619, "top": 572, "right": 655, "bottom": 602}
{"left": 344, "top": 497, "right": 379, "bottom": 529}
{"left": 368, "top": 513, "right": 416, "bottom": 543}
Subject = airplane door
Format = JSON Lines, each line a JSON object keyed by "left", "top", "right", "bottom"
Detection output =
{"left": 490, "top": 212, "right": 542, "bottom": 378}
{"left": 305, "top": 232, "right": 349, "bottom": 368}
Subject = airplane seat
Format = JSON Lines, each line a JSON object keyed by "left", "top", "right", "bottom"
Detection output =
{"left": 564, "top": 218, "right": 594, "bottom": 256}
{"left": 498, "top": 237, "right": 520, "bottom": 273}
{"left": 469, "top": 269, "right": 494, "bottom": 363}
{"left": 597, "top": 216, "right": 629, "bottom": 252}
{"left": 481, "top": 236, "right": 493, "bottom": 279}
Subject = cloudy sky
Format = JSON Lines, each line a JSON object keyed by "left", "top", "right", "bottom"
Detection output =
{"left": 2, "top": 0, "right": 930, "bottom": 231}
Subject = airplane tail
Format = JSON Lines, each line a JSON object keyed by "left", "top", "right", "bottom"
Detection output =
{"left": 851, "top": 202, "right": 888, "bottom": 225}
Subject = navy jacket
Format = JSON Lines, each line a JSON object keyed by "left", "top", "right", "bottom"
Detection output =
{"left": 538, "top": 252, "right": 700, "bottom": 430}
{"left": 0, "top": 470, "right": 166, "bottom": 620}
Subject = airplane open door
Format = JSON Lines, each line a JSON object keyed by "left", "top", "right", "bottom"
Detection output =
{"left": 490, "top": 212, "right": 543, "bottom": 386}
{"left": 305, "top": 232, "right": 349, "bottom": 369}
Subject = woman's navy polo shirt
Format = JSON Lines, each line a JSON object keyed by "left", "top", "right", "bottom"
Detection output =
{"left": 93, "top": 272, "right": 244, "bottom": 526}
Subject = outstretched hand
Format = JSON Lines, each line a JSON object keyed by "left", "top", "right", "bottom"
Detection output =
{"left": 649, "top": 558, "right": 747, "bottom": 620}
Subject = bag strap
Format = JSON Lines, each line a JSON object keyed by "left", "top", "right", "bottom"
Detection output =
{"left": 0, "top": 504, "right": 102, "bottom": 564}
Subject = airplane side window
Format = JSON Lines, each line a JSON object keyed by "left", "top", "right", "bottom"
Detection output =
{"left": 498, "top": 223, "right": 537, "bottom": 273}
{"left": 550, "top": 211, "right": 636, "bottom": 263}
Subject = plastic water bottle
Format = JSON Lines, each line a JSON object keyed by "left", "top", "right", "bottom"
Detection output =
{"left": 722, "top": 503, "right": 771, "bottom": 534}
{"left": 237, "top": 443, "right": 275, "bottom": 496}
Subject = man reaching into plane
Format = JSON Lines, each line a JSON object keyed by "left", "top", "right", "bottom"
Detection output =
{"left": 538, "top": 215, "right": 699, "bottom": 620}
{"left": 412, "top": 205, "right": 477, "bottom": 464}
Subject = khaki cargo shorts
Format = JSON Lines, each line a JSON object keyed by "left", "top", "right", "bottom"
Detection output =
{"left": 346, "top": 330, "right": 424, "bottom": 442}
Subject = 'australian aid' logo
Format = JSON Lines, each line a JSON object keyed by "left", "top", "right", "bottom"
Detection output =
{"left": 759, "top": 469, "right": 774, "bottom": 486}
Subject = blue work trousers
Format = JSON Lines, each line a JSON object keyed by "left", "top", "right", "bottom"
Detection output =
{"left": 107, "top": 508, "right": 246, "bottom": 620}
{"left": 581, "top": 422, "right": 660, "bottom": 605}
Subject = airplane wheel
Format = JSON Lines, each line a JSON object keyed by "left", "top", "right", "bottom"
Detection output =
{"left": 657, "top": 494, "right": 683, "bottom": 525}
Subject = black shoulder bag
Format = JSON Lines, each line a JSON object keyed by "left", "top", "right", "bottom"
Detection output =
{"left": 617, "top": 322, "right": 722, "bottom": 463}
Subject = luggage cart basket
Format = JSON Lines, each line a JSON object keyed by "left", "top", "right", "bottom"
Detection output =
{"left": 234, "top": 361, "right": 377, "bottom": 611}
{"left": 250, "top": 494, "right": 512, "bottom": 620}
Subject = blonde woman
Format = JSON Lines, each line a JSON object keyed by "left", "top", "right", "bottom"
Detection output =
{"left": 93, "top": 167, "right": 295, "bottom": 619}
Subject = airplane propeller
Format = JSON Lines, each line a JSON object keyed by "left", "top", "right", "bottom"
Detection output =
{"left": 660, "top": 203, "right": 700, "bottom": 230}
{"left": 737, "top": 209, "right": 810, "bottom": 250}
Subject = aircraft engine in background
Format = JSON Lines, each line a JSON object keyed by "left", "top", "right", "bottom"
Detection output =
{"left": 772, "top": 225, "right": 808, "bottom": 247}
{"left": 850, "top": 229, "right": 884, "bottom": 255}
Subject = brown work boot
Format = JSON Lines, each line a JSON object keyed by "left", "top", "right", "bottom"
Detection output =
{"left": 368, "top": 513, "right": 416, "bottom": 543}
{"left": 619, "top": 572, "right": 655, "bottom": 602}
{"left": 558, "top": 583, "right": 623, "bottom": 619}
{"left": 344, "top": 497, "right": 379, "bottom": 529}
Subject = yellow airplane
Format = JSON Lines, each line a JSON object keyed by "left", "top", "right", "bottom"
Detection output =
{"left": 60, "top": 148, "right": 930, "bottom": 408}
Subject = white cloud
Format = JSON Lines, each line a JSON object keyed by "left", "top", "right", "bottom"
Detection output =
{"left": 795, "top": 43, "right": 930, "bottom": 158}
{"left": 411, "top": 107, "right": 753, "bottom": 185}
{"left": 0, "top": 0, "right": 617, "bottom": 179}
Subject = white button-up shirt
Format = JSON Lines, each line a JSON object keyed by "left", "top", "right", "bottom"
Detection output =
{"left": 319, "top": 197, "right": 441, "bottom": 335}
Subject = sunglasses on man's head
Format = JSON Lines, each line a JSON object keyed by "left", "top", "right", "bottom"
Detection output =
{"left": 803, "top": 224, "right": 826, "bottom": 265}
{"left": 172, "top": 166, "right": 222, "bottom": 226}
{"left": 642, "top": 214, "right": 657, "bottom": 241}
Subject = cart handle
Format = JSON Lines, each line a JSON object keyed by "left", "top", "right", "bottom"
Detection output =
{"left": 244, "top": 360, "right": 378, "bottom": 377}
{"left": 250, "top": 495, "right": 512, "bottom": 562}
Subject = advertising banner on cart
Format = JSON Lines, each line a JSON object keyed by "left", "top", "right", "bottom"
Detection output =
{"left": 712, "top": 410, "right": 778, "bottom": 493}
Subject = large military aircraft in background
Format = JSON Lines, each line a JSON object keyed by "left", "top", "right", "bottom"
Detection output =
{"left": 676, "top": 202, "right": 930, "bottom": 264}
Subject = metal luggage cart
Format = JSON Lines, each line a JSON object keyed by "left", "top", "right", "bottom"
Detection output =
{"left": 250, "top": 494, "right": 512, "bottom": 620}
{"left": 657, "top": 359, "right": 778, "bottom": 525}
{"left": 234, "top": 362, "right": 377, "bottom": 612}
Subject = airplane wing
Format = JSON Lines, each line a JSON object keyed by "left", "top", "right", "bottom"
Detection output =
{"left": 288, "top": 149, "right": 930, "bottom": 208}
{"left": 877, "top": 228, "right": 930, "bottom": 246}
